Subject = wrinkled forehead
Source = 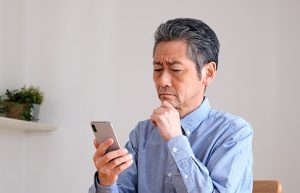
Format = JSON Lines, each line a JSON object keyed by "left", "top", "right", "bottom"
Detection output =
{"left": 153, "top": 40, "right": 188, "bottom": 64}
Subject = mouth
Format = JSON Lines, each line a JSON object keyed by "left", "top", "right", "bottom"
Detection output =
{"left": 157, "top": 87, "right": 177, "bottom": 100}
{"left": 159, "top": 93, "right": 177, "bottom": 100}
{"left": 159, "top": 93, "right": 176, "bottom": 96}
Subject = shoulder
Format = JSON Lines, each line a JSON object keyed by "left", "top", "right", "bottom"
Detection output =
{"left": 207, "top": 109, "right": 253, "bottom": 145}
{"left": 208, "top": 109, "right": 251, "bottom": 129}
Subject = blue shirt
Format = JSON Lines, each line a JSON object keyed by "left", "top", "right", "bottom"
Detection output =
{"left": 89, "top": 98, "right": 253, "bottom": 193}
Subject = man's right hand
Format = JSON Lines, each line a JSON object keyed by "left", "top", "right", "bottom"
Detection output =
{"left": 93, "top": 138, "right": 133, "bottom": 186}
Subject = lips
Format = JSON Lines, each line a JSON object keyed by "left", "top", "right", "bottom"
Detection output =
{"left": 158, "top": 88, "right": 177, "bottom": 98}
{"left": 158, "top": 91, "right": 177, "bottom": 96}
{"left": 159, "top": 93, "right": 176, "bottom": 100}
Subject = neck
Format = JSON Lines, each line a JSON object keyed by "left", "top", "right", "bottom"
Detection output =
{"left": 178, "top": 96, "right": 204, "bottom": 118}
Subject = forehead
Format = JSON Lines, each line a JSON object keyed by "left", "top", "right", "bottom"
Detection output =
{"left": 153, "top": 40, "right": 188, "bottom": 62}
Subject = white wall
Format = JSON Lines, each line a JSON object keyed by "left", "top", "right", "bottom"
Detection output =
{"left": 1, "top": 0, "right": 299, "bottom": 192}
{"left": 0, "top": 0, "right": 26, "bottom": 91}
{"left": 0, "top": 0, "right": 2, "bottom": 87}
{"left": 0, "top": 1, "right": 27, "bottom": 193}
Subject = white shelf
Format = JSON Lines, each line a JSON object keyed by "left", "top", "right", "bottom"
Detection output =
{"left": 0, "top": 117, "right": 56, "bottom": 132}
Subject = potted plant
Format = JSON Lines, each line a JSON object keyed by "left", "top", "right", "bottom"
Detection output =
{"left": 0, "top": 86, "right": 44, "bottom": 121}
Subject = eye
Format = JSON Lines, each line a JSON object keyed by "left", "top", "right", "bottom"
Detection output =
{"left": 171, "top": 68, "right": 182, "bottom": 73}
{"left": 153, "top": 66, "right": 163, "bottom": 72}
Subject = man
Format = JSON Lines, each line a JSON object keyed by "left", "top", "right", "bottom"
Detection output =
{"left": 89, "top": 18, "right": 253, "bottom": 193}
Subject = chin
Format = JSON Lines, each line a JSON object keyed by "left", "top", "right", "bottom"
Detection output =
{"left": 161, "top": 99, "right": 179, "bottom": 108}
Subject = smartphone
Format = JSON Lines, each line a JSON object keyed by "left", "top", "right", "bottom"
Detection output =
{"left": 91, "top": 121, "right": 121, "bottom": 154}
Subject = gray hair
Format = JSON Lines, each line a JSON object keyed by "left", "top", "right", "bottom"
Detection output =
{"left": 153, "top": 18, "right": 220, "bottom": 77}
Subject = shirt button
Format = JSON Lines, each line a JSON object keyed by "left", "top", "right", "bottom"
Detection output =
{"left": 172, "top": 147, "right": 178, "bottom": 153}
{"left": 186, "top": 131, "right": 191, "bottom": 136}
{"left": 168, "top": 173, "right": 172, "bottom": 177}
{"left": 184, "top": 174, "right": 188, "bottom": 179}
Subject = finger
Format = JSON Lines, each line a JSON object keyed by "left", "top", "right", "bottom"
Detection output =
{"left": 107, "top": 154, "right": 133, "bottom": 170}
{"left": 152, "top": 106, "right": 172, "bottom": 120}
{"left": 93, "top": 148, "right": 128, "bottom": 171}
{"left": 102, "top": 148, "right": 129, "bottom": 164}
{"left": 112, "top": 159, "right": 134, "bottom": 175}
{"left": 96, "top": 138, "right": 114, "bottom": 157}
{"left": 161, "top": 100, "right": 174, "bottom": 109}
{"left": 150, "top": 113, "right": 160, "bottom": 126}
{"left": 152, "top": 106, "right": 168, "bottom": 116}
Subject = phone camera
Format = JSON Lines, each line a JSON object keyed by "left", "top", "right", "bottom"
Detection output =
{"left": 92, "top": 124, "right": 97, "bottom": 132}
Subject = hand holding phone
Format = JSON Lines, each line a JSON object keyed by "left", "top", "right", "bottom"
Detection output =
{"left": 91, "top": 121, "right": 133, "bottom": 186}
{"left": 91, "top": 121, "right": 121, "bottom": 154}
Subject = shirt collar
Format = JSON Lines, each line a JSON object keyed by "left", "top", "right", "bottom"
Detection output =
{"left": 180, "top": 97, "right": 211, "bottom": 136}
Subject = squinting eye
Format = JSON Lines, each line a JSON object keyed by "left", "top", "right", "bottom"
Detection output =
{"left": 172, "top": 69, "right": 181, "bottom": 72}
{"left": 154, "top": 69, "right": 162, "bottom": 72}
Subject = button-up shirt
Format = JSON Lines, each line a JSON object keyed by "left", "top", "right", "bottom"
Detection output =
{"left": 89, "top": 98, "right": 253, "bottom": 193}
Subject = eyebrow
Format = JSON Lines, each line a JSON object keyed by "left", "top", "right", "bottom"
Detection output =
{"left": 153, "top": 60, "right": 183, "bottom": 66}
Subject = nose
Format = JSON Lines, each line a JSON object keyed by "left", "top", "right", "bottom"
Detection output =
{"left": 158, "top": 70, "right": 172, "bottom": 87}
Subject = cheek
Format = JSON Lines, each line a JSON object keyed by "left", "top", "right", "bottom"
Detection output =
{"left": 153, "top": 80, "right": 159, "bottom": 89}
{"left": 153, "top": 77, "right": 158, "bottom": 86}
{"left": 172, "top": 82, "right": 184, "bottom": 98}
{"left": 175, "top": 80, "right": 197, "bottom": 98}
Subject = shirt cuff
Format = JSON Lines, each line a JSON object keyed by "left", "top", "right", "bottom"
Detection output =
{"left": 94, "top": 172, "right": 118, "bottom": 193}
{"left": 167, "top": 135, "right": 195, "bottom": 161}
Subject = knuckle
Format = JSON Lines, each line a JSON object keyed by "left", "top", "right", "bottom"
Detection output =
{"left": 110, "top": 158, "right": 119, "bottom": 166}
{"left": 119, "top": 164, "right": 126, "bottom": 171}
{"left": 118, "top": 148, "right": 126, "bottom": 155}
{"left": 120, "top": 161, "right": 131, "bottom": 170}
{"left": 117, "top": 149, "right": 123, "bottom": 154}
{"left": 126, "top": 154, "right": 131, "bottom": 160}
{"left": 104, "top": 155, "right": 111, "bottom": 163}
{"left": 125, "top": 154, "right": 131, "bottom": 161}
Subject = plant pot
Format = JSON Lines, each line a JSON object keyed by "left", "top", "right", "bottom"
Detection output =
{"left": 1, "top": 102, "right": 41, "bottom": 121}
{"left": 0, "top": 102, "right": 5, "bottom": 116}
{"left": 3, "top": 102, "right": 30, "bottom": 120}
{"left": 31, "top": 104, "right": 40, "bottom": 121}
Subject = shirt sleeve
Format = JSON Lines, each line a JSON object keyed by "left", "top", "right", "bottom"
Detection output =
{"left": 88, "top": 172, "right": 119, "bottom": 193}
{"left": 166, "top": 125, "right": 253, "bottom": 193}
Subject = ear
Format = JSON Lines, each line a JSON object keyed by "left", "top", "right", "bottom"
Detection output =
{"left": 201, "top": 62, "right": 216, "bottom": 86}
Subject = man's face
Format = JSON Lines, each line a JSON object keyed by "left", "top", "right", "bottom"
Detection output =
{"left": 153, "top": 40, "right": 206, "bottom": 117}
